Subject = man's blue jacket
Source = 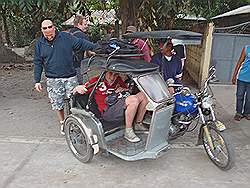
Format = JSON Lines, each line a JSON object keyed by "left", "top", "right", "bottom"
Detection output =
{"left": 68, "top": 27, "right": 89, "bottom": 68}
{"left": 33, "top": 31, "right": 96, "bottom": 83}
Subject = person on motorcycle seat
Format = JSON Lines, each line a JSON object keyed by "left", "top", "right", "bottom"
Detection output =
{"left": 73, "top": 71, "right": 148, "bottom": 143}
{"left": 151, "top": 39, "right": 183, "bottom": 94}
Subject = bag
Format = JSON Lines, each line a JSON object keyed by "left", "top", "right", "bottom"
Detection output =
{"left": 95, "top": 38, "right": 140, "bottom": 55}
{"left": 105, "top": 91, "right": 118, "bottom": 106}
{"left": 174, "top": 93, "right": 197, "bottom": 115}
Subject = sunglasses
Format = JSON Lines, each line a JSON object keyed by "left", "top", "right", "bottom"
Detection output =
{"left": 42, "top": 25, "right": 53, "bottom": 30}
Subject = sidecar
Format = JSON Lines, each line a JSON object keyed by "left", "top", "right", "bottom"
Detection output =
{"left": 63, "top": 56, "right": 174, "bottom": 163}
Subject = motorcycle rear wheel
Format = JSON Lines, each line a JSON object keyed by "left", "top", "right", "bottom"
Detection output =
{"left": 202, "top": 125, "right": 235, "bottom": 170}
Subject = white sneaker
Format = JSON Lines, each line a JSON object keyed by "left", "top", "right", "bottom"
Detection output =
{"left": 60, "top": 121, "right": 65, "bottom": 135}
{"left": 124, "top": 129, "right": 140, "bottom": 143}
{"left": 134, "top": 122, "right": 148, "bottom": 132}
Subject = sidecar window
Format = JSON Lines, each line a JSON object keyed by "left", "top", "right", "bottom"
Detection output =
{"left": 138, "top": 73, "right": 171, "bottom": 102}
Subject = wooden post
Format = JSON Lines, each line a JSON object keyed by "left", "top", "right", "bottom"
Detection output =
{"left": 198, "top": 22, "right": 214, "bottom": 88}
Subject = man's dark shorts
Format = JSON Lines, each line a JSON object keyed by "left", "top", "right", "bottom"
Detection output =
{"left": 102, "top": 98, "right": 126, "bottom": 122}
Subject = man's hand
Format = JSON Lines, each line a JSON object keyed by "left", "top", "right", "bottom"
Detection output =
{"left": 86, "top": 50, "right": 96, "bottom": 57}
{"left": 115, "top": 87, "right": 127, "bottom": 93}
{"left": 232, "top": 76, "right": 237, "bottom": 85}
{"left": 168, "top": 87, "right": 175, "bottom": 95}
{"left": 34, "top": 83, "right": 42, "bottom": 92}
{"left": 73, "top": 85, "right": 88, "bottom": 94}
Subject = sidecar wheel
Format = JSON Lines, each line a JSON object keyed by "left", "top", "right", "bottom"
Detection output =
{"left": 64, "top": 116, "right": 94, "bottom": 163}
{"left": 202, "top": 125, "right": 235, "bottom": 170}
{"left": 64, "top": 99, "right": 71, "bottom": 117}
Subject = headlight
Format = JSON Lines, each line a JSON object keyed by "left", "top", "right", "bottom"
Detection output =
{"left": 201, "top": 96, "right": 213, "bottom": 109}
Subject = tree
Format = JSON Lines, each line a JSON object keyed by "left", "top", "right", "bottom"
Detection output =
{"left": 1, "top": 0, "right": 249, "bottom": 46}
{"left": 188, "top": 0, "right": 250, "bottom": 18}
{"left": 118, "top": 0, "right": 141, "bottom": 32}
{"left": 118, "top": 0, "right": 250, "bottom": 32}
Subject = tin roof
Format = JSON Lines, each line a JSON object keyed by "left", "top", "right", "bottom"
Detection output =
{"left": 123, "top": 30, "right": 202, "bottom": 45}
{"left": 211, "top": 5, "right": 250, "bottom": 19}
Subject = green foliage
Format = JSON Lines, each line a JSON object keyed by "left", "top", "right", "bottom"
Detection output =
{"left": 0, "top": 0, "right": 61, "bottom": 46}
{"left": 188, "top": 0, "right": 250, "bottom": 18}
{"left": 85, "top": 0, "right": 119, "bottom": 11}
{"left": 134, "top": 0, "right": 249, "bottom": 33}
{"left": 0, "top": 0, "right": 120, "bottom": 46}
{"left": 8, "top": 14, "right": 34, "bottom": 46}
{"left": 1, "top": 0, "right": 249, "bottom": 47}
{"left": 136, "top": 0, "right": 188, "bottom": 30}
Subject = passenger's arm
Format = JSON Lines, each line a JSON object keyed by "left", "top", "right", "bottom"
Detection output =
{"left": 73, "top": 77, "right": 97, "bottom": 94}
{"left": 73, "top": 85, "right": 88, "bottom": 94}
{"left": 141, "top": 42, "right": 151, "bottom": 62}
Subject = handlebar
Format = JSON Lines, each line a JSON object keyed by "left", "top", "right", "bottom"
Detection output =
{"left": 168, "top": 83, "right": 183, "bottom": 88}
{"left": 199, "top": 66, "right": 216, "bottom": 97}
{"left": 166, "top": 66, "right": 217, "bottom": 98}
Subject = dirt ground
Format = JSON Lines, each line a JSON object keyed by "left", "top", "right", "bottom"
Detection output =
{"left": 1, "top": 63, "right": 250, "bottom": 188}
{"left": 0, "top": 64, "right": 44, "bottom": 99}
{"left": 0, "top": 63, "right": 61, "bottom": 138}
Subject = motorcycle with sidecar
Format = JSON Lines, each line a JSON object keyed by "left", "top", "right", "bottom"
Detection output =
{"left": 62, "top": 30, "right": 235, "bottom": 170}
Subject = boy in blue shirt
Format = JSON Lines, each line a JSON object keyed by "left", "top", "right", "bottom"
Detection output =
{"left": 232, "top": 45, "right": 250, "bottom": 121}
{"left": 151, "top": 40, "right": 182, "bottom": 84}
{"left": 151, "top": 40, "right": 182, "bottom": 94}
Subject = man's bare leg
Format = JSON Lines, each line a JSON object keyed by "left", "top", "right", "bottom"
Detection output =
{"left": 134, "top": 92, "right": 148, "bottom": 123}
{"left": 124, "top": 96, "right": 141, "bottom": 142}
{"left": 124, "top": 96, "right": 139, "bottom": 128}
{"left": 56, "top": 109, "right": 64, "bottom": 122}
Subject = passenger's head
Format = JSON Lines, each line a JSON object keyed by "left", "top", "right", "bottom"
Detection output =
{"left": 162, "top": 40, "right": 173, "bottom": 56}
{"left": 73, "top": 15, "right": 88, "bottom": 32}
{"left": 125, "top": 25, "right": 137, "bottom": 34}
{"left": 41, "top": 19, "right": 56, "bottom": 41}
{"left": 105, "top": 71, "right": 119, "bottom": 83}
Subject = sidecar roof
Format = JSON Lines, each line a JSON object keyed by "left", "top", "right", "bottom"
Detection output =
{"left": 82, "top": 56, "right": 159, "bottom": 75}
{"left": 123, "top": 30, "right": 202, "bottom": 45}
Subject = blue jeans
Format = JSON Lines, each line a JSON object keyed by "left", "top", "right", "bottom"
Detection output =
{"left": 236, "top": 80, "right": 250, "bottom": 115}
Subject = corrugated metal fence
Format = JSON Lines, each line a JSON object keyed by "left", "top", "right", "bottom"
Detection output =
{"left": 211, "top": 33, "right": 250, "bottom": 84}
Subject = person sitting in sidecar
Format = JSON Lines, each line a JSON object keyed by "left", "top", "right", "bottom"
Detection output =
{"left": 73, "top": 71, "right": 148, "bottom": 143}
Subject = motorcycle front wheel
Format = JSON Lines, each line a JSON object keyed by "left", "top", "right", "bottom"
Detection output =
{"left": 202, "top": 124, "right": 235, "bottom": 170}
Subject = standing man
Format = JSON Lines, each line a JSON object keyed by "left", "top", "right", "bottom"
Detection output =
{"left": 232, "top": 45, "right": 250, "bottom": 121}
{"left": 68, "top": 15, "right": 91, "bottom": 84}
{"left": 33, "top": 19, "right": 96, "bottom": 134}
{"left": 151, "top": 40, "right": 182, "bottom": 83}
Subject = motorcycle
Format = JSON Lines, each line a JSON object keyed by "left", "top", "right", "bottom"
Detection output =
{"left": 167, "top": 66, "right": 235, "bottom": 170}
{"left": 62, "top": 31, "right": 235, "bottom": 171}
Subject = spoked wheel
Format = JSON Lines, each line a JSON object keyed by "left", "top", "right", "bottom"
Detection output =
{"left": 64, "top": 116, "right": 94, "bottom": 163}
{"left": 202, "top": 125, "right": 235, "bottom": 170}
